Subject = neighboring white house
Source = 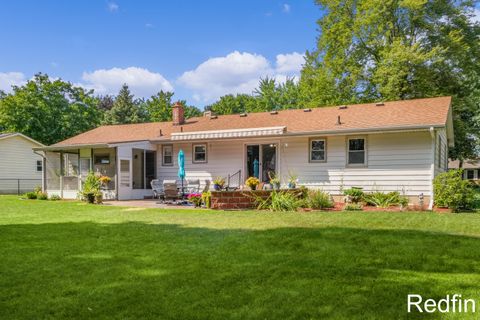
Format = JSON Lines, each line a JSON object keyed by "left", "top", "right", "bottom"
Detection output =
{"left": 0, "top": 133, "right": 45, "bottom": 194}
{"left": 34, "top": 96, "right": 454, "bottom": 208}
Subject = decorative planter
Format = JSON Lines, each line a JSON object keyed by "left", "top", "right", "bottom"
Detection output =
{"left": 213, "top": 184, "right": 222, "bottom": 191}
{"left": 250, "top": 185, "right": 257, "bottom": 191}
{"left": 288, "top": 182, "right": 296, "bottom": 189}
{"left": 95, "top": 194, "right": 103, "bottom": 204}
{"left": 86, "top": 193, "right": 95, "bottom": 204}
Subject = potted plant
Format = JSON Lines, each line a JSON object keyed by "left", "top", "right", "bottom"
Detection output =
{"left": 287, "top": 171, "right": 298, "bottom": 189}
{"left": 245, "top": 177, "right": 260, "bottom": 191}
{"left": 80, "top": 171, "right": 100, "bottom": 204}
{"left": 187, "top": 193, "right": 202, "bottom": 207}
{"left": 213, "top": 176, "right": 225, "bottom": 191}
{"left": 269, "top": 172, "right": 281, "bottom": 190}
{"left": 99, "top": 175, "right": 111, "bottom": 189}
{"left": 95, "top": 191, "right": 103, "bottom": 204}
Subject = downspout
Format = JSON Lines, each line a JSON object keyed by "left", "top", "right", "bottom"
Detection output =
{"left": 33, "top": 150, "right": 46, "bottom": 192}
{"left": 429, "top": 127, "right": 435, "bottom": 210}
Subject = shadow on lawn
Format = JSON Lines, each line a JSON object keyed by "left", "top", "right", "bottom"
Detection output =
{"left": 1, "top": 222, "right": 480, "bottom": 319}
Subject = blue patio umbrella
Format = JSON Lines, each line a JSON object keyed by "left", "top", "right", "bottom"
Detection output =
{"left": 178, "top": 150, "right": 186, "bottom": 197}
{"left": 253, "top": 159, "right": 259, "bottom": 178}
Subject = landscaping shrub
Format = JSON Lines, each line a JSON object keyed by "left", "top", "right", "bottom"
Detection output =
{"left": 363, "top": 191, "right": 407, "bottom": 208}
{"left": 343, "top": 187, "right": 364, "bottom": 203}
{"left": 201, "top": 191, "right": 211, "bottom": 208}
{"left": 344, "top": 203, "right": 363, "bottom": 211}
{"left": 37, "top": 192, "right": 48, "bottom": 200}
{"left": 256, "top": 191, "right": 303, "bottom": 212}
{"left": 187, "top": 193, "right": 202, "bottom": 207}
{"left": 80, "top": 171, "right": 101, "bottom": 204}
{"left": 434, "top": 169, "right": 474, "bottom": 212}
{"left": 49, "top": 194, "right": 61, "bottom": 201}
{"left": 25, "top": 192, "right": 37, "bottom": 200}
{"left": 306, "top": 190, "right": 333, "bottom": 209}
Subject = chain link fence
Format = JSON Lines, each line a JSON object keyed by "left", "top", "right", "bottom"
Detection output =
{"left": 0, "top": 179, "right": 42, "bottom": 195}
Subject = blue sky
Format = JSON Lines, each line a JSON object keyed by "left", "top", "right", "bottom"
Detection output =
{"left": 0, "top": 1, "right": 321, "bottom": 106}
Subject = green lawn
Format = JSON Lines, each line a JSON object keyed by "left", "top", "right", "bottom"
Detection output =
{"left": 2, "top": 196, "right": 480, "bottom": 319}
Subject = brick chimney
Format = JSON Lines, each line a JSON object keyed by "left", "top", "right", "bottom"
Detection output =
{"left": 172, "top": 101, "right": 185, "bottom": 125}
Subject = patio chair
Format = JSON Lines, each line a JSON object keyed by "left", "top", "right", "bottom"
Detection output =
{"left": 186, "top": 179, "right": 200, "bottom": 194}
{"left": 150, "top": 179, "right": 164, "bottom": 200}
{"left": 163, "top": 180, "right": 181, "bottom": 203}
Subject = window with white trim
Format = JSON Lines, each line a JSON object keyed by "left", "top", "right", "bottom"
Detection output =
{"left": 193, "top": 144, "right": 207, "bottom": 163}
{"left": 36, "top": 160, "right": 42, "bottom": 172}
{"left": 162, "top": 145, "right": 173, "bottom": 166}
{"left": 309, "top": 138, "right": 326, "bottom": 162}
{"left": 347, "top": 137, "right": 366, "bottom": 165}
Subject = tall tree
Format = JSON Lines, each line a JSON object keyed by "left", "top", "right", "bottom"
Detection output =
{"left": 207, "top": 94, "right": 258, "bottom": 115}
{"left": 145, "top": 91, "right": 201, "bottom": 122}
{"left": 0, "top": 73, "right": 101, "bottom": 145}
{"left": 103, "top": 84, "right": 145, "bottom": 125}
{"left": 300, "top": 0, "right": 480, "bottom": 159}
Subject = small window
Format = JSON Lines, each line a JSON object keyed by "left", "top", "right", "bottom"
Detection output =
{"left": 193, "top": 144, "right": 207, "bottom": 163}
{"left": 347, "top": 137, "right": 366, "bottom": 165}
{"left": 36, "top": 160, "right": 42, "bottom": 172}
{"left": 309, "top": 138, "right": 326, "bottom": 162}
{"left": 466, "top": 170, "right": 475, "bottom": 180}
{"left": 162, "top": 145, "right": 173, "bottom": 166}
{"left": 94, "top": 154, "right": 110, "bottom": 165}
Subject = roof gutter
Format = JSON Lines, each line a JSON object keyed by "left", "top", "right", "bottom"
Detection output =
{"left": 149, "top": 124, "right": 445, "bottom": 143}
{"left": 33, "top": 143, "right": 110, "bottom": 152}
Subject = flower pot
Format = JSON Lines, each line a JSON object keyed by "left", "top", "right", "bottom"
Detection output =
{"left": 250, "top": 185, "right": 257, "bottom": 191}
{"left": 95, "top": 193, "right": 103, "bottom": 204}
{"left": 86, "top": 193, "right": 95, "bottom": 204}
{"left": 272, "top": 182, "right": 280, "bottom": 190}
{"left": 213, "top": 184, "right": 221, "bottom": 191}
{"left": 288, "top": 182, "right": 296, "bottom": 189}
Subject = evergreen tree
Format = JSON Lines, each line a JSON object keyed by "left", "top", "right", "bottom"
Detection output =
{"left": 103, "top": 84, "right": 144, "bottom": 125}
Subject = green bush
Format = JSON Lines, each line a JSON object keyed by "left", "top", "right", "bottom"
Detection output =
{"left": 363, "top": 191, "right": 407, "bottom": 208}
{"left": 49, "top": 194, "right": 61, "bottom": 201}
{"left": 434, "top": 170, "right": 474, "bottom": 212}
{"left": 202, "top": 191, "right": 211, "bottom": 208}
{"left": 80, "top": 171, "right": 101, "bottom": 203}
{"left": 37, "top": 192, "right": 48, "bottom": 200}
{"left": 344, "top": 203, "right": 363, "bottom": 211}
{"left": 306, "top": 190, "right": 333, "bottom": 209}
{"left": 343, "top": 188, "right": 364, "bottom": 203}
{"left": 25, "top": 192, "right": 37, "bottom": 199}
{"left": 256, "top": 191, "right": 303, "bottom": 212}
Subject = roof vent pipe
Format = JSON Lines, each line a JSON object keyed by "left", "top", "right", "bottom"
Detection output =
{"left": 375, "top": 102, "right": 385, "bottom": 106}
{"left": 339, "top": 105, "right": 348, "bottom": 110}
{"left": 336, "top": 115, "right": 342, "bottom": 125}
{"left": 240, "top": 113, "right": 247, "bottom": 117}
{"left": 270, "top": 110, "right": 278, "bottom": 115}
{"left": 303, "top": 108, "right": 311, "bottom": 112}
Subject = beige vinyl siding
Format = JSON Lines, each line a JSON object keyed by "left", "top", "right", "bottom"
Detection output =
{"left": 155, "top": 131, "right": 434, "bottom": 197}
{"left": 157, "top": 141, "right": 244, "bottom": 189}
{"left": 434, "top": 129, "right": 448, "bottom": 176}
{"left": 0, "top": 136, "right": 43, "bottom": 193}
{"left": 280, "top": 131, "right": 432, "bottom": 196}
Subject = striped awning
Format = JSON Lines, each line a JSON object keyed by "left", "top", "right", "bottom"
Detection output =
{"left": 171, "top": 126, "right": 286, "bottom": 141}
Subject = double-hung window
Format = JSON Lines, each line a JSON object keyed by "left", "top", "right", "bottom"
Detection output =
{"left": 347, "top": 137, "right": 366, "bottom": 166}
{"left": 193, "top": 144, "right": 207, "bottom": 163}
{"left": 36, "top": 160, "right": 43, "bottom": 172}
{"left": 162, "top": 145, "right": 173, "bottom": 166}
{"left": 309, "top": 138, "right": 326, "bottom": 162}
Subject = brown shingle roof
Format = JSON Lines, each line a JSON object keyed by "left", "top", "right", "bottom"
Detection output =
{"left": 54, "top": 96, "right": 452, "bottom": 146}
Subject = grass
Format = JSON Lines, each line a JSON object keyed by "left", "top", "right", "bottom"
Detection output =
{"left": 2, "top": 196, "right": 480, "bottom": 319}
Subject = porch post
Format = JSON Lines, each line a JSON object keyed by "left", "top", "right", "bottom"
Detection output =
{"left": 59, "top": 152, "right": 64, "bottom": 199}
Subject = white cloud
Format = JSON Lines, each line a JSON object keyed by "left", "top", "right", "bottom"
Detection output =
{"left": 0, "top": 72, "right": 26, "bottom": 92}
{"left": 275, "top": 52, "right": 304, "bottom": 74}
{"left": 81, "top": 67, "right": 173, "bottom": 97}
{"left": 177, "top": 51, "right": 304, "bottom": 103}
{"left": 282, "top": 4, "right": 291, "bottom": 13}
{"left": 107, "top": 2, "right": 119, "bottom": 12}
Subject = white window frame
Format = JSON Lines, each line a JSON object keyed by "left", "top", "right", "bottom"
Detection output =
{"left": 192, "top": 143, "right": 207, "bottom": 164}
{"left": 309, "top": 137, "right": 327, "bottom": 163}
{"left": 346, "top": 136, "right": 367, "bottom": 167}
{"left": 36, "top": 160, "right": 43, "bottom": 172}
{"left": 162, "top": 145, "right": 173, "bottom": 166}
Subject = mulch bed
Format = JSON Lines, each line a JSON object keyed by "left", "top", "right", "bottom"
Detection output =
{"left": 299, "top": 202, "right": 452, "bottom": 213}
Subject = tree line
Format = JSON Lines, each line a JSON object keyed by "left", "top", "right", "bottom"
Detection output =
{"left": 1, "top": 0, "right": 479, "bottom": 160}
